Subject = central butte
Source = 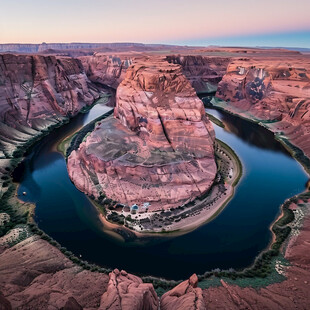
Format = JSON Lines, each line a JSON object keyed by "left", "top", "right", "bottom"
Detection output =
{"left": 68, "top": 58, "right": 217, "bottom": 212}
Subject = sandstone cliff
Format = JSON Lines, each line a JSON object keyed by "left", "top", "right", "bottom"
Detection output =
{"left": 0, "top": 236, "right": 158, "bottom": 309}
{"left": 216, "top": 55, "right": 310, "bottom": 159}
{"left": 79, "top": 53, "right": 133, "bottom": 89}
{"left": 161, "top": 274, "right": 206, "bottom": 310}
{"left": 68, "top": 58, "right": 216, "bottom": 211}
{"left": 99, "top": 269, "right": 158, "bottom": 310}
{"left": 0, "top": 53, "right": 101, "bottom": 158}
{"left": 166, "top": 55, "right": 230, "bottom": 94}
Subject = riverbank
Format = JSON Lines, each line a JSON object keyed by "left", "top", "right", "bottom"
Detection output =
{"left": 1, "top": 93, "right": 112, "bottom": 199}
{"left": 210, "top": 97, "right": 310, "bottom": 176}
{"left": 90, "top": 138, "right": 242, "bottom": 238}
{"left": 2, "top": 91, "right": 308, "bottom": 288}
{"left": 57, "top": 95, "right": 112, "bottom": 156}
{"left": 198, "top": 191, "right": 310, "bottom": 287}
{"left": 0, "top": 92, "right": 114, "bottom": 261}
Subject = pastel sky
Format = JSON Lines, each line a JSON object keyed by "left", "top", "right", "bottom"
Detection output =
{"left": 1, "top": 0, "right": 310, "bottom": 47}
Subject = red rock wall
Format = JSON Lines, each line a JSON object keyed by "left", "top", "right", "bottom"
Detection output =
{"left": 216, "top": 56, "right": 310, "bottom": 158}
{"left": 166, "top": 55, "right": 230, "bottom": 94}
{"left": 0, "top": 237, "right": 158, "bottom": 310}
{"left": 79, "top": 53, "right": 133, "bottom": 89}
{"left": 68, "top": 58, "right": 216, "bottom": 210}
{"left": 0, "top": 53, "right": 100, "bottom": 157}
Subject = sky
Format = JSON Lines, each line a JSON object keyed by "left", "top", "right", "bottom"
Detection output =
{"left": 1, "top": 0, "right": 310, "bottom": 48}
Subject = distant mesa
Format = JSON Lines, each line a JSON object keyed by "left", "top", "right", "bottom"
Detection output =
{"left": 0, "top": 42, "right": 191, "bottom": 54}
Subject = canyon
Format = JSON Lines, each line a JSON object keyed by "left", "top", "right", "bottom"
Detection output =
{"left": 0, "top": 42, "right": 190, "bottom": 54}
{"left": 1, "top": 195, "right": 310, "bottom": 309}
{"left": 0, "top": 53, "right": 102, "bottom": 160}
{"left": 0, "top": 45, "right": 310, "bottom": 309}
{"left": 214, "top": 55, "right": 310, "bottom": 164}
{"left": 67, "top": 57, "right": 217, "bottom": 212}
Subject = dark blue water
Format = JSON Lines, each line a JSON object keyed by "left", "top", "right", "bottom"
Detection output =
{"left": 15, "top": 104, "right": 308, "bottom": 280}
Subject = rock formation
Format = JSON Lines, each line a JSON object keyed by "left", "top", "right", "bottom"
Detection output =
{"left": 166, "top": 55, "right": 230, "bottom": 94}
{"left": 99, "top": 269, "right": 158, "bottom": 310}
{"left": 161, "top": 274, "right": 206, "bottom": 310}
{"left": 216, "top": 55, "right": 310, "bottom": 159}
{"left": 0, "top": 236, "right": 156, "bottom": 309}
{"left": 79, "top": 53, "right": 133, "bottom": 89}
{"left": 68, "top": 58, "right": 216, "bottom": 210}
{"left": 0, "top": 54, "right": 100, "bottom": 158}
{"left": 2, "top": 47, "right": 310, "bottom": 309}
{"left": 0, "top": 236, "right": 109, "bottom": 309}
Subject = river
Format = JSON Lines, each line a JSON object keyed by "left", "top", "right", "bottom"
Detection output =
{"left": 14, "top": 100, "right": 308, "bottom": 280}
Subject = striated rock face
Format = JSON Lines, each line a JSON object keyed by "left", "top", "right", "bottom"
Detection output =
{"left": 0, "top": 291, "right": 12, "bottom": 310}
{"left": 99, "top": 269, "right": 158, "bottom": 310}
{"left": 161, "top": 274, "right": 206, "bottom": 310}
{"left": 166, "top": 55, "right": 230, "bottom": 94}
{"left": 79, "top": 53, "right": 133, "bottom": 89}
{"left": 68, "top": 58, "right": 216, "bottom": 210}
{"left": 0, "top": 236, "right": 109, "bottom": 309}
{"left": 0, "top": 53, "right": 100, "bottom": 157}
{"left": 216, "top": 55, "right": 310, "bottom": 158}
{"left": 0, "top": 235, "right": 159, "bottom": 310}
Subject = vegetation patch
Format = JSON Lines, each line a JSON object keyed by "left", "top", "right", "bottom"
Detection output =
{"left": 206, "top": 112, "right": 225, "bottom": 128}
{"left": 0, "top": 183, "right": 32, "bottom": 237}
{"left": 65, "top": 109, "right": 113, "bottom": 158}
{"left": 277, "top": 137, "right": 310, "bottom": 175}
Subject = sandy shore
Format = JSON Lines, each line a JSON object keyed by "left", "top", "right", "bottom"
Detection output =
{"left": 92, "top": 139, "right": 243, "bottom": 238}
{"left": 150, "top": 139, "right": 242, "bottom": 234}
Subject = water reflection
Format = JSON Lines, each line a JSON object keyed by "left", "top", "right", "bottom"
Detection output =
{"left": 15, "top": 98, "right": 308, "bottom": 280}
{"left": 208, "top": 108, "right": 289, "bottom": 156}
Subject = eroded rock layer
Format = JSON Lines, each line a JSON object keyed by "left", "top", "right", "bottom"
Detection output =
{"left": 0, "top": 236, "right": 109, "bottom": 309}
{"left": 79, "top": 53, "right": 133, "bottom": 89}
{"left": 0, "top": 237, "right": 157, "bottom": 310}
{"left": 161, "top": 274, "right": 206, "bottom": 310}
{"left": 166, "top": 55, "right": 230, "bottom": 94}
{"left": 68, "top": 58, "right": 216, "bottom": 210}
{"left": 216, "top": 56, "right": 310, "bottom": 158}
{"left": 0, "top": 54, "right": 100, "bottom": 158}
{"left": 99, "top": 269, "right": 158, "bottom": 310}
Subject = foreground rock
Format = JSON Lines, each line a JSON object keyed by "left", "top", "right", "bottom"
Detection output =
{"left": 0, "top": 236, "right": 109, "bottom": 309}
{"left": 161, "top": 274, "right": 206, "bottom": 310}
{"left": 99, "top": 269, "right": 158, "bottom": 310}
{"left": 2, "top": 201, "right": 309, "bottom": 309}
{"left": 68, "top": 58, "right": 216, "bottom": 211}
{"left": 0, "top": 236, "right": 157, "bottom": 309}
